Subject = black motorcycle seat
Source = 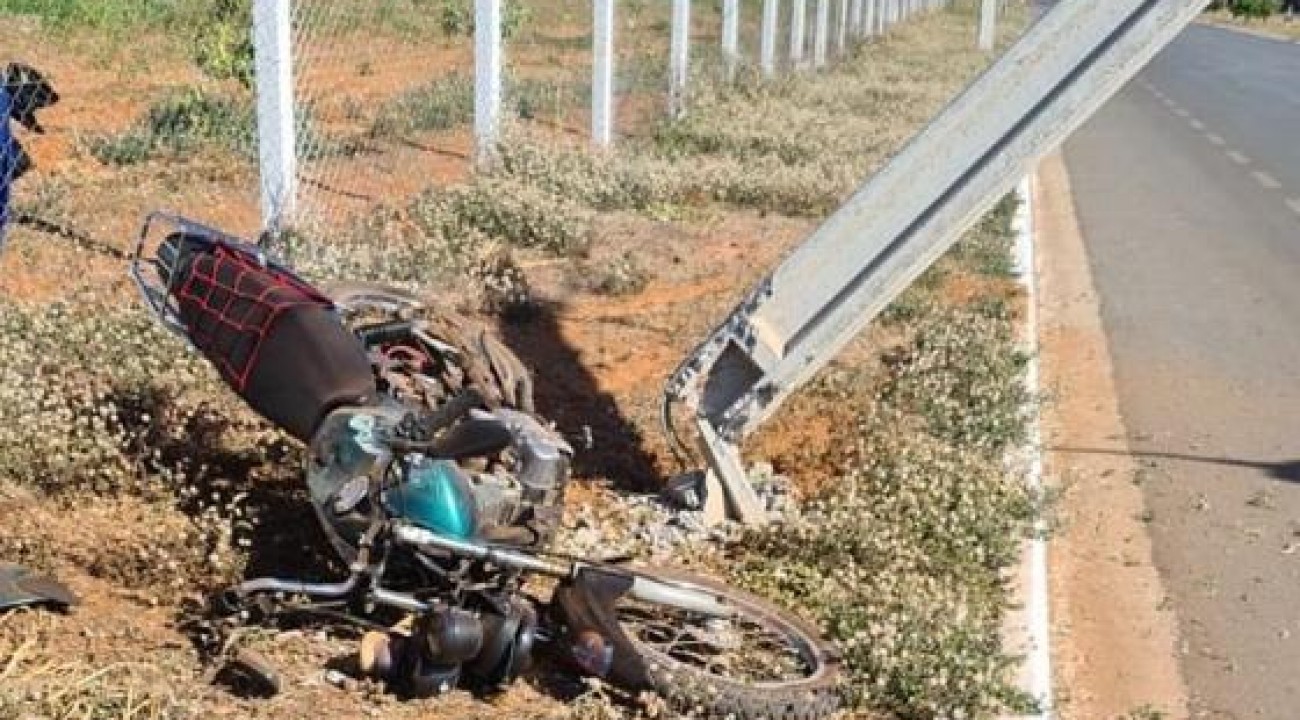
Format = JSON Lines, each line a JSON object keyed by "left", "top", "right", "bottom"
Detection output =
{"left": 170, "top": 238, "right": 376, "bottom": 441}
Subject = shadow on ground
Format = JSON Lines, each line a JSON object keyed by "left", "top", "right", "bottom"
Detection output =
{"left": 497, "top": 303, "right": 663, "bottom": 494}
{"left": 1053, "top": 446, "right": 1300, "bottom": 484}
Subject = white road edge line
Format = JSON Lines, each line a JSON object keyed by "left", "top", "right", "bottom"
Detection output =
{"left": 1013, "top": 174, "right": 1054, "bottom": 719}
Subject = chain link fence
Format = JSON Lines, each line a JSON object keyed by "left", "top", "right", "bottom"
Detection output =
{"left": 275, "top": 0, "right": 912, "bottom": 240}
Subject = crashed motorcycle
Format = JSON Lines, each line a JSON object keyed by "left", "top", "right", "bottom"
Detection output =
{"left": 129, "top": 214, "right": 841, "bottom": 718}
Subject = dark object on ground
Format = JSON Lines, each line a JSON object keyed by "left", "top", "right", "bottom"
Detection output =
{"left": 216, "top": 647, "right": 282, "bottom": 698}
{"left": 3, "top": 63, "right": 60, "bottom": 134}
{"left": 3, "top": 62, "right": 59, "bottom": 246}
{"left": 0, "top": 563, "right": 78, "bottom": 612}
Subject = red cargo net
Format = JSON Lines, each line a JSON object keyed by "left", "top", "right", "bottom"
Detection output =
{"left": 174, "top": 245, "right": 331, "bottom": 392}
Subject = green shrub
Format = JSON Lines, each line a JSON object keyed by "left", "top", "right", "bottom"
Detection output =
{"left": 412, "top": 177, "right": 593, "bottom": 256}
{"left": 283, "top": 207, "right": 470, "bottom": 285}
{"left": 437, "top": 0, "right": 531, "bottom": 38}
{"left": 952, "top": 193, "right": 1020, "bottom": 278}
{"left": 85, "top": 131, "right": 154, "bottom": 166}
{"left": 437, "top": 0, "right": 473, "bottom": 36}
{"left": 191, "top": 0, "right": 254, "bottom": 86}
{"left": 1229, "top": 0, "right": 1280, "bottom": 17}
{"left": 0, "top": 0, "right": 178, "bottom": 28}
{"left": 373, "top": 75, "right": 584, "bottom": 138}
{"left": 510, "top": 77, "right": 584, "bottom": 122}
{"left": 584, "top": 252, "right": 651, "bottom": 296}
{"left": 143, "top": 89, "right": 253, "bottom": 148}
{"left": 86, "top": 88, "right": 255, "bottom": 165}
{"left": 372, "top": 75, "right": 476, "bottom": 137}
{"left": 494, "top": 132, "right": 853, "bottom": 217}
{"left": 0, "top": 0, "right": 253, "bottom": 83}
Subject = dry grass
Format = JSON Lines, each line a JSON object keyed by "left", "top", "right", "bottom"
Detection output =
{"left": 1, "top": 611, "right": 191, "bottom": 720}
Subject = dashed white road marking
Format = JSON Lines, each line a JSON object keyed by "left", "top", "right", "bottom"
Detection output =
{"left": 1206, "top": 133, "right": 1226, "bottom": 146}
{"left": 1287, "top": 197, "right": 1300, "bottom": 216}
{"left": 1252, "top": 171, "right": 1282, "bottom": 190}
{"left": 1227, "top": 150, "right": 1251, "bottom": 165}
{"left": 1173, "top": 107, "right": 1191, "bottom": 118}
{"left": 1189, "top": 119, "right": 1205, "bottom": 131}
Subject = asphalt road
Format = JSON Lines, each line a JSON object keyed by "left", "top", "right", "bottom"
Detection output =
{"left": 1064, "top": 23, "right": 1300, "bottom": 720}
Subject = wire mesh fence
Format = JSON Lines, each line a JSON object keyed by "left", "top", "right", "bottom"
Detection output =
{"left": 275, "top": 0, "right": 907, "bottom": 243}
{"left": 1, "top": 62, "right": 59, "bottom": 251}
{"left": 0, "top": 0, "right": 957, "bottom": 273}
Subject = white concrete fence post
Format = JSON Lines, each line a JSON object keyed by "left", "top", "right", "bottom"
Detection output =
{"left": 814, "top": 0, "right": 829, "bottom": 68}
{"left": 723, "top": 0, "right": 741, "bottom": 80}
{"left": 850, "top": 0, "right": 863, "bottom": 39}
{"left": 474, "top": 0, "right": 503, "bottom": 168}
{"left": 253, "top": 0, "right": 297, "bottom": 233}
{"left": 865, "top": 0, "right": 876, "bottom": 36}
{"left": 791, "top": 0, "right": 807, "bottom": 67}
{"left": 592, "top": 0, "right": 615, "bottom": 147}
{"left": 837, "top": 0, "right": 849, "bottom": 54}
{"left": 761, "top": 0, "right": 779, "bottom": 78}
{"left": 670, "top": 0, "right": 691, "bottom": 118}
{"left": 978, "top": 0, "right": 998, "bottom": 50}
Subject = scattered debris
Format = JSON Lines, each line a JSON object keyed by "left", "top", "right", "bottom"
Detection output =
{"left": 556, "top": 463, "right": 797, "bottom": 562}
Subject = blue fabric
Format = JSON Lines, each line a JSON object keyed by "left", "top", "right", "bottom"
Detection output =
{"left": 0, "top": 86, "right": 13, "bottom": 245}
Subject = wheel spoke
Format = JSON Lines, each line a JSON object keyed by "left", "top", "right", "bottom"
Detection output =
{"left": 615, "top": 588, "right": 815, "bottom": 684}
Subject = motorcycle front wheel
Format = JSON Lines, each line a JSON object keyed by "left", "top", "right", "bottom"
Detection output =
{"left": 583, "top": 567, "right": 842, "bottom": 720}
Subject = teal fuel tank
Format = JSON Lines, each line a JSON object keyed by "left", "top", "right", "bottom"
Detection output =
{"left": 386, "top": 456, "right": 478, "bottom": 539}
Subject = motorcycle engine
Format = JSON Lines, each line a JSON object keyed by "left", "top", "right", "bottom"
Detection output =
{"left": 306, "top": 403, "right": 571, "bottom": 563}
{"left": 298, "top": 303, "right": 568, "bottom": 698}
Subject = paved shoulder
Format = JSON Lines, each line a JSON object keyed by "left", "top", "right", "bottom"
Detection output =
{"left": 1065, "top": 25, "right": 1300, "bottom": 720}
